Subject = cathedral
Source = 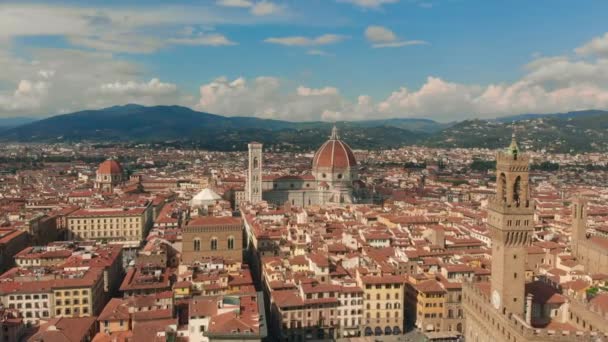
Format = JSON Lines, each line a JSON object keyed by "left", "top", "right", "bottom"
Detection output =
{"left": 245, "top": 126, "right": 370, "bottom": 207}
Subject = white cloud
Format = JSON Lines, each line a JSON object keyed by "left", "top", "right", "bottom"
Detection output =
{"left": 68, "top": 34, "right": 163, "bottom": 54}
{"left": 373, "top": 40, "right": 427, "bottom": 48}
{"left": 251, "top": 1, "right": 283, "bottom": 16}
{"left": 217, "top": 0, "right": 253, "bottom": 7}
{"left": 365, "top": 26, "right": 397, "bottom": 43}
{"left": 365, "top": 25, "right": 427, "bottom": 48}
{"left": 168, "top": 33, "right": 237, "bottom": 46}
{"left": 0, "top": 3, "right": 283, "bottom": 54}
{"left": 337, "top": 0, "right": 400, "bottom": 9}
{"left": 265, "top": 34, "right": 347, "bottom": 46}
{"left": 575, "top": 32, "right": 608, "bottom": 58}
{"left": 0, "top": 48, "right": 188, "bottom": 116}
{"left": 297, "top": 86, "right": 339, "bottom": 96}
{"left": 0, "top": 80, "right": 50, "bottom": 111}
{"left": 97, "top": 79, "right": 178, "bottom": 96}
{"left": 307, "top": 49, "right": 334, "bottom": 56}
{"left": 216, "top": 0, "right": 284, "bottom": 16}
{"left": 193, "top": 43, "right": 608, "bottom": 122}
{"left": 196, "top": 77, "right": 347, "bottom": 120}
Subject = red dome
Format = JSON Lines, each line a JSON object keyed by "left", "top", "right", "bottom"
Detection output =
{"left": 97, "top": 159, "right": 123, "bottom": 175}
{"left": 312, "top": 132, "right": 357, "bottom": 170}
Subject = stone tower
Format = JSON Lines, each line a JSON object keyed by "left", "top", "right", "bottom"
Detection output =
{"left": 247, "top": 142, "right": 263, "bottom": 204}
{"left": 571, "top": 196, "right": 587, "bottom": 256}
{"left": 487, "top": 134, "right": 534, "bottom": 317}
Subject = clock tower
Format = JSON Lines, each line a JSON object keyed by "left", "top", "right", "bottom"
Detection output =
{"left": 488, "top": 134, "right": 534, "bottom": 317}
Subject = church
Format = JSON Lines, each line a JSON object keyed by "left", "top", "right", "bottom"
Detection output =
{"left": 245, "top": 126, "right": 371, "bottom": 207}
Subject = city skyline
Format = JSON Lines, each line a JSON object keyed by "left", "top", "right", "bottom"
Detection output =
{"left": 1, "top": 1, "right": 608, "bottom": 121}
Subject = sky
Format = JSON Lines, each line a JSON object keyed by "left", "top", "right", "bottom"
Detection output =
{"left": 1, "top": 0, "right": 608, "bottom": 122}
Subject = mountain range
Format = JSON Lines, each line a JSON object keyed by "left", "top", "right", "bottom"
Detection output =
{"left": 1, "top": 105, "right": 608, "bottom": 152}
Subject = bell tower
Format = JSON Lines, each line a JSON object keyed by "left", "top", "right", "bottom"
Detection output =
{"left": 247, "top": 142, "right": 263, "bottom": 204}
{"left": 571, "top": 196, "right": 587, "bottom": 257}
{"left": 488, "top": 134, "right": 534, "bottom": 317}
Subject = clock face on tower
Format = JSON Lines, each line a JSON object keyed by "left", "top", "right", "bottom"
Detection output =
{"left": 492, "top": 290, "right": 501, "bottom": 310}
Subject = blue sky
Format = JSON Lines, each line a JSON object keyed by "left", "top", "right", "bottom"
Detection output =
{"left": 1, "top": 0, "right": 608, "bottom": 122}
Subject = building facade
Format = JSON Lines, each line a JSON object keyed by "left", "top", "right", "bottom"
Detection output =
{"left": 66, "top": 206, "right": 151, "bottom": 242}
{"left": 360, "top": 275, "right": 405, "bottom": 336}
{"left": 182, "top": 216, "right": 243, "bottom": 264}
{"left": 570, "top": 196, "right": 608, "bottom": 274}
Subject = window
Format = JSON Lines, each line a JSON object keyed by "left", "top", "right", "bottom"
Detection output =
{"left": 228, "top": 236, "right": 235, "bottom": 250}
{"left": 210, "top": 238, "right": 218, "bottom": 250}
{"left": 194, "top": 238, "right": 201, "bottom": 251}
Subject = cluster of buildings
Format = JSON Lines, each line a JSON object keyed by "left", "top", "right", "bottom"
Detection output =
{"left": 0, "top": 127, "right": 607, "bottom": 341}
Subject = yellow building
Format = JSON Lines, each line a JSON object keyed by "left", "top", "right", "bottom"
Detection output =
{"left": 0, "top": 266, "right": 106, "bottom": 324}
{"left": 360, "top": 275, "right": 405, "bottom": 337}
{"left": 412, "top": 280, "right": 447, "bottom": 332}
{"left": 67, "top": 207, "right": 151, "bottom": 242}
{"left": 53, "top": 274, "right": 105, "bottom": 318}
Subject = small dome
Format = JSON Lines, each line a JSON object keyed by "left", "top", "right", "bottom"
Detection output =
{"left": 97, "top": 159, "right": 123, "bottom": 175}
{"left": 191, "top": 188, "right": 222, "bottom": 207}
{"left": 312, "top": 126, "right": 356, "bottom": 171}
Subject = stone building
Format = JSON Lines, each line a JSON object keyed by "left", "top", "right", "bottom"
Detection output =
{"left": 246, "top": 126, "right": 371, "bottom": 207}
{"left": 463, "top": 135, "right": 608, "bottom": 342}
{"left": 570, "top": 196, "right": 608, "bottom": 274}
{"left": 182, "top": 216, "right": 243, "bottom": 264}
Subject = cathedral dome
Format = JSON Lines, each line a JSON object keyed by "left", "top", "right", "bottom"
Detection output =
{"left": 312, "top": 126, "right": 357, "bottom": 172}
{"left": 97, "top": 159, "right": 123, "bottom": 175}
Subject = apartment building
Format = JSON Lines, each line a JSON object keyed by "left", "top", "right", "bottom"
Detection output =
{"left": 0, "top": 266, "right": 106, "bottom": 324}
{"left": 360, "top": 275, "right": 405, "bottom": 336}
{"left": 66, "top": 206, "right": 151, "bottom": 242}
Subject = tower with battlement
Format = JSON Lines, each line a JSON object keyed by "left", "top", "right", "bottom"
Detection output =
{"left": 463, "top": 134, "right": 608, "bottom": 342}
{"left": 487, "top": 134, "right": 534, "bottom": 317}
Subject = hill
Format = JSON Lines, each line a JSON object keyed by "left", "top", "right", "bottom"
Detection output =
{"left": 0, "top": 117, "right": 38, "bottom": 128}
{"left": 495, "top": 109, "right": 608, "bottom": 123}
{"left": 4, "top": 105, "right": 608, "bottom": 152}
{"left": 0, "top": 104, "right": 429, "bottom": 151}
{"left": 426, "top": 112, "right": 608, "bottom": 153}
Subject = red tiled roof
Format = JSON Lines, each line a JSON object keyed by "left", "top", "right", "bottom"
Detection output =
{"left": 312, "top": 139, "right": 356, "bottom": 170}
{"left": 97, "top": 159, "right": 123, "bottom": 175}
{"left": 186, "top": 216, "right": 242, "bottom": 227}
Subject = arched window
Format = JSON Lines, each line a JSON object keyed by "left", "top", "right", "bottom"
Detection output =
{"left": 513, "top": 176, "right": 521, "bottom": 206}
{"left": 193, "top": 238, "right": 201, "bottom": 251}
{"left": 253, "top": 157, "right": 259, "bottom": 169}
{"left": 210, "top": 237, "right": 218, "bottom": 250}
{"left": 499, "top": 173, "right": 507, "bottom": 202}
{"left": 227, "top": 236, "right": 235, "bottom": 250}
